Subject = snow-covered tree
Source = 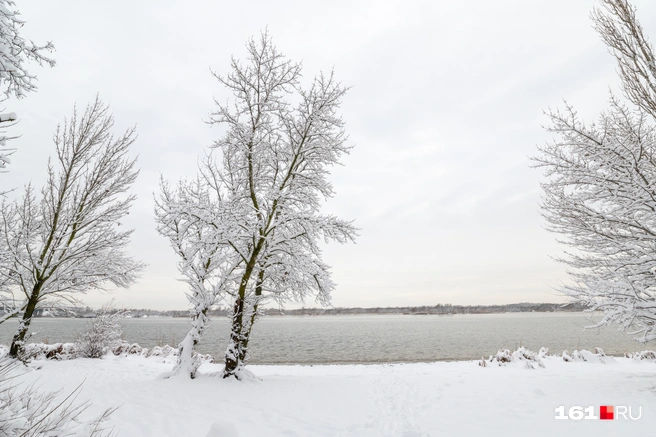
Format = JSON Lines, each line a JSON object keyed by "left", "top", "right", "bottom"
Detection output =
{"left": 155, "top": 175, "right": 241, "bottom": 378}
{"left": 0, "top": 97, "right": 143, "bottom": 358}
{"left": 0, "top": 0, "right": 55, "bottom": 175}
{"left": 77, "top": 301, "right": 124, "bottom": 359}
{"left": 534, "top": 0, "right": 656, "bottom": 342}
{"left": 156, "top": 31, "right": 357, "bottom": 379}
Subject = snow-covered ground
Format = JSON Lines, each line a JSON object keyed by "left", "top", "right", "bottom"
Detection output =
{"left": 10, "top": 353, "right": 656, "bottom": 437}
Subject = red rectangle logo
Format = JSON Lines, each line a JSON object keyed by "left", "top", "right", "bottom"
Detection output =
{"left": 600, "top": 406, "right": 614, "bottom": 420}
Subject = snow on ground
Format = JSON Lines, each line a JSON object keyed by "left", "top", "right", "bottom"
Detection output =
{"left": 9, "top": 354, "right": 656, "bottom": 437}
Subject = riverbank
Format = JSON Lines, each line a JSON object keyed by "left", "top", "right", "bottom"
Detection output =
{"left": 6, "top": 350, "right": 656, "bottom": 436}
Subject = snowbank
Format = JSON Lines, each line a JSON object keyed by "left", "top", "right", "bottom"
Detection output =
{"left": 0, "top": 341, "right": 214, "bottom": 363}
{"left": 6, "top": 349, "right": 656, "bottom": 437}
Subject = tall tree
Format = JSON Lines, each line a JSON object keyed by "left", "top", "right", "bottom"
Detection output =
{"left": 534, "top": 0, "right": 656, "bottom": 342}
{"left": 0, "top": 0, "right": 55, "bottom": 175}
{"left": 0, "top": 97, "right": 143, "bottom": 358}
{"left": 156, "top": 31, "right": 357, "bottom": 379}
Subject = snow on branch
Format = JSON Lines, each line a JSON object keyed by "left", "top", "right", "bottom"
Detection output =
{"left": 0, "top": 1, "right": 55, "bottom": 99}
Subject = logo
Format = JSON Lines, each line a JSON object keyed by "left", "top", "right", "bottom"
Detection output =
{"left": 600, "top": 406, "right": 614, "bottom": 420}
{"left": 555, "top": 405, "right": 641, "bottom": 420}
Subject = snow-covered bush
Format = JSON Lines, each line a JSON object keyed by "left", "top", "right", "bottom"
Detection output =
{"left": 625, "top": 350, "right": 656, "bottom": 361}
{"left": 479, "top": 346, "right": 549, "bottom": 368}
{"left": 561, "top": 348, "right": 613, "bottom": 364}
{"left": 0, "top": 357, "right": 116, "bottom": 436}
{"left": 479, "top": 346, "right": 618, "bottom": 368}
{"left": 22, "top": 342, "right": 78, "bottom": 361}
{"left": 2, "top": 339, "right": 217, "bottom": 364}
{"left": 77, "top": 304, "right": 124, "bottom": 359}
{"left": 111, "top": 341, "right": 215, "bottom": 364}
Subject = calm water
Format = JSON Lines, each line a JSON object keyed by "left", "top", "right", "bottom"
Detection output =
{"left": 0, "top": 313, "right": 647, "bottom": 364}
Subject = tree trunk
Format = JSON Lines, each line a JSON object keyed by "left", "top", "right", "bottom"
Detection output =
{"left": 223, "top": 295, "right": 246, "bottom": 378}
{"left": 166, "top": 308, "right": 208, "bottom": 379}
{"left": 9, "top": 291, "right": 40, "bottom": 358}
{"left": 223, "top": 268, "right": 264, "bottom": 379}
{"left": 239, "top": 307, "right": 257, "bottom": 364}
{"left": 239, "top": 270, "right": 264, "bottom": 363}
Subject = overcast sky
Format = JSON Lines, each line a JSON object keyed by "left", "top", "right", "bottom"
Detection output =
{"left": 4, "top": 0, "right": 654, "bottom": 310}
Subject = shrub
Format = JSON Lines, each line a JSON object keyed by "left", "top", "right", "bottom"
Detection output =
{"left": 77, "top": 303, "right": 124, "bottom": 359}
{"left": 0, "top": 357, "right": 116, "bottom": 436}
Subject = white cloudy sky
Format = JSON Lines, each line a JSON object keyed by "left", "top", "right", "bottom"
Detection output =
{"left": 4, "top": 0, "right": 653, "bottom": 310}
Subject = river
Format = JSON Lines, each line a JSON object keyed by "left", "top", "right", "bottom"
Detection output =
{"left": 0, "top": 312, "right": 646, "bottom": 364}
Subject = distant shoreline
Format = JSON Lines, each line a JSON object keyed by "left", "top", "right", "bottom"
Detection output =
{"left": 1, "top": 302, "right": 586, "bottom": 318}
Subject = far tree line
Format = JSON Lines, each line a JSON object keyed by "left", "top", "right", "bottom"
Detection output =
{"left": 0, "top": 302, "right": 588, "bottom": 318}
